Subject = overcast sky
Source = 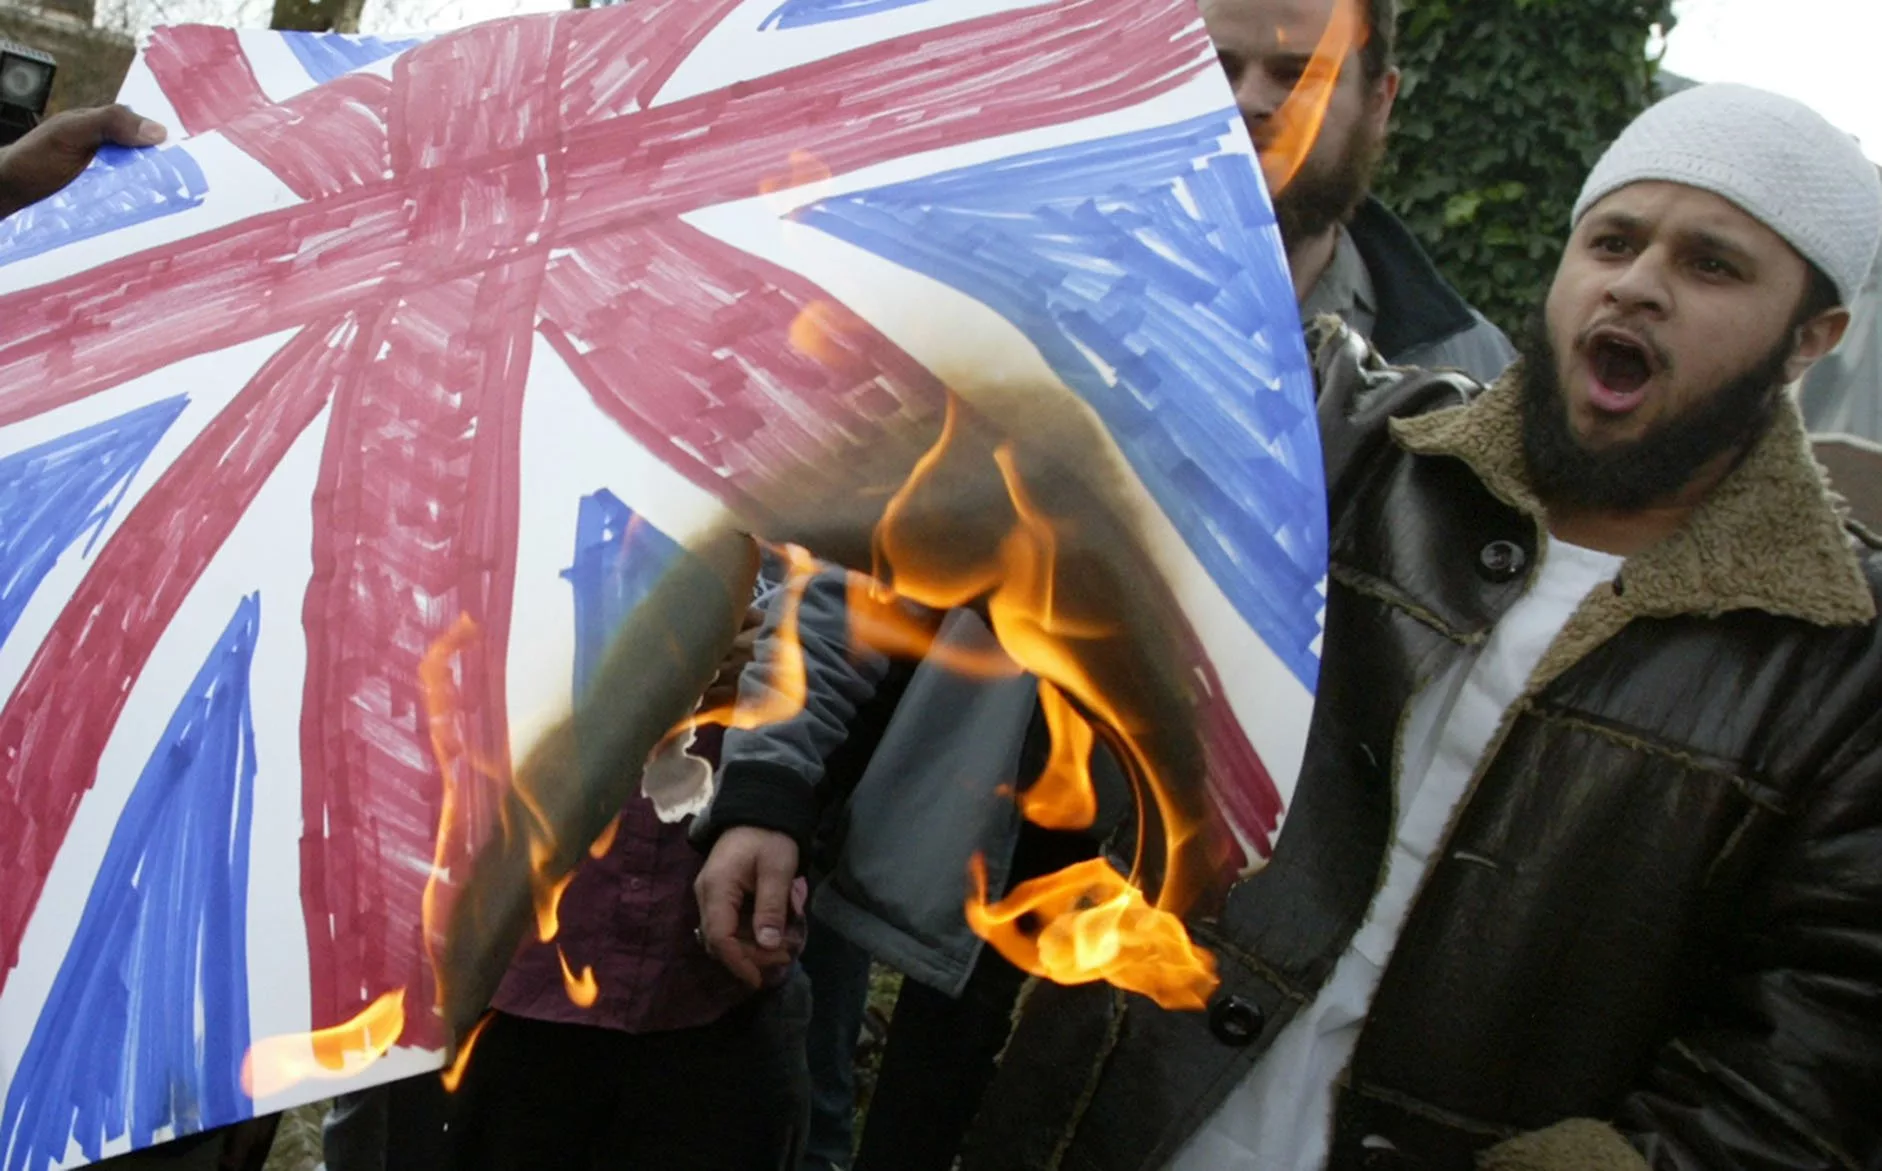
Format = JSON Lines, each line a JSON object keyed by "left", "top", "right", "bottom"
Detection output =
{"left": 1660, "top": 0, "right": 1880, "bottom": 163}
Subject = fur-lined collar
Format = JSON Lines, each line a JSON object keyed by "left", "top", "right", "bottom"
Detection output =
{"left": 1388, "top": 365, "right": 1876, "bottom": 629}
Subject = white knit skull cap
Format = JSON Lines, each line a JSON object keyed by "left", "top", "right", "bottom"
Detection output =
{"left": 1572, "top": 82, "right": 1882, "bottom": 305}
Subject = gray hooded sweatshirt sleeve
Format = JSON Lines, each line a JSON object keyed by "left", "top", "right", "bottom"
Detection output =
{"left": 707, "top": 565, "right": 894, "bottom": 850}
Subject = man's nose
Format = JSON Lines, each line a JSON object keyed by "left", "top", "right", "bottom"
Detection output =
{"left": 1234, "top": 73, "right": 1291, "bottom": 129}
{"left": 1603, "top": 252, "right": 1671, "bottom": 317}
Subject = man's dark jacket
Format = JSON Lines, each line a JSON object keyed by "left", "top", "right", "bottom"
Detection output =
{"left": 1348, "top": 197, "right": 1515, "bottom": 380}
{"left": 960, "top": 325, "right": 1882, "bottom": 1170}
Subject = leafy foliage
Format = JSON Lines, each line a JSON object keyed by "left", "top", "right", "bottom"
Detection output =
{"left": 1374, "top": 0, "right": 1678, "bottom": 335}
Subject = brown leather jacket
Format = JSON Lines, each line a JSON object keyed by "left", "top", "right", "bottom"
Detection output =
{"left": 961, "top": 325, "right": 1882, "bottom": 1171}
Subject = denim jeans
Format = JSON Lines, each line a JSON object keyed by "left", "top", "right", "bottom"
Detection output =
{"left": 797, "top": 924, "right": 874, "bottom": 1171}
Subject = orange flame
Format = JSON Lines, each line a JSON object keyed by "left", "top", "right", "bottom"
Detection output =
{"left": 241, "top": 990, "right": 407, "bottom": 1100}
{"left": 789, "top": 295, "right": 1023, "bottom": 683}
{"left": 686, "top": 542, "right": 817, "bottom": 735}
{"left": 844, "top": 574, "right": 1025, "bottom": 679}
{"left": 1260, "top": 0, "right": 1367, "bottom": 195}
{"left": 558, "top": 947, "right": 599, "bottom": 1008}
{"left": 535, "top": 870, "right": 577, "bottom": 943}
{"left": 1019, "top": 680, "right": 1098, "bottom": 831}
{"left": 418, "top": 615, "right": 490, "bottom": 1020}
{"left": 966, "top": 855, "right": 1218, "bottom": 1010}
{"left": 840, "top": 396, "right": 1218, "bottom": 1009}
{"left": 441, "top": 1011, "right": 494, "bottom": 1094}
{"left": 420, "top": 617, "right": 575, "bottom": 959}
{"left": 588, "top": 813, "right": 620, "bottom": 860}
{"left": 418, "top": 622, "right": 526, "bottom": 1093}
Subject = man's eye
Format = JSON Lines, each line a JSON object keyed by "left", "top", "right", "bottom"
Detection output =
{"left": 1592, "top": 236, "right": 1630, "bottom": 256}
{"left": 1217, "top": 53, "right": 1244, "bottom": 83}
{"left": 1693, "top": 257, "right": 1739, "bottom": 279}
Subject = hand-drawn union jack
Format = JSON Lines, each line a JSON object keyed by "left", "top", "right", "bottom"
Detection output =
{"left": 0, "top": 1, "right": 1323, "bottom": 1165}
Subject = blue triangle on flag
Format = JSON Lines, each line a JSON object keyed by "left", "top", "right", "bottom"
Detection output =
{"left": 279, "top": 31, "right": 422, "bottom": 84}
{"left": 0, "top": 148, "right": 209, "bottom": 269}
{"left": 0, "top": 594, "right": 260, "bottom": 1167}
{"left": 562, "top": 488, "right": 680, "bottom": 699}
{"left": 760, "top": 0, "right": 940, "bottom": 30}
{"left": 0, "top": 394, "right": 189, "bottom": 655}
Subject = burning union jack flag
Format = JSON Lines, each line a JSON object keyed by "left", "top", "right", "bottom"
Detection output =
{"left": 0, "top": 1, "right": 1324, "bottom": 1165}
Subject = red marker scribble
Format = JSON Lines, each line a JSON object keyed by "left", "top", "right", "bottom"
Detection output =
{"left": 141, "top": 25, "right": 268, "bottom": 135}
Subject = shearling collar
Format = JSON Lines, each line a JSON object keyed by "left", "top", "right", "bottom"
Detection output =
{"left": 1388, "top": 364, "right": 1876, "bottom": 630}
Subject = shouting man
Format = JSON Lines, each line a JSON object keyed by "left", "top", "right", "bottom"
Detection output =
{"left": 960, "top": 83, "right": 1882, "bottom": 1171}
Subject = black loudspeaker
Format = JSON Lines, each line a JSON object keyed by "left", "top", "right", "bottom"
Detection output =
{"left": 0, "top": 40, "right": 58, "bottom": 147}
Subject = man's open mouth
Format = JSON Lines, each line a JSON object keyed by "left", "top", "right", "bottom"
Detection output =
{"left": 1592, "top": 334, "right": 1652, "bottom": 394}
{"left": 1583, "top": 328, "right": 1661, "bottom": 412}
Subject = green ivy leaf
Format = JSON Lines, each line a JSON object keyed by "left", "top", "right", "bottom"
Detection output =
{"left": 1443, "top": 192, "right": 1485, "bottom": 225}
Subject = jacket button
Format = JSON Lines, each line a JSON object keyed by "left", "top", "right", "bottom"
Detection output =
{"left": 1206, "top": 995, "right": 1265, "bottom": 1046}
{"left": 1477, "top": 540, "right": 1527, "bottom": 583}
{"left": 1360, "top": 1135, "right": 1407, "bottom": 1169}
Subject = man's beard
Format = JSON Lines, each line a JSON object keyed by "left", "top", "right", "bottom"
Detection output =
{"left": 1269, "top": 116, "right": 1383, "bottom": 253}
{"left": 1517, "top": 313, "right": 1793, "bottom": 513}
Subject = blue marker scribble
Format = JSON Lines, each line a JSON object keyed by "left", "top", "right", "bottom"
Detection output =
{"left": 761, "top": 0, "right": 938, "bottom": 30}
{"left": 279, "top": 30, "right": 420, "bottom": 85}
{"left": 562, "top": 490, "right": 680, "bottom": 698}
{"left": 0, "top": 395, "right": 189, "bottom": 653}
{"left": 0, "top": 594, "right": 260, "bottom": 1171}
{"left": 796, "top": 109, "right": 1327, "bottom": 688}
{"left": 0, "top": 146, "right": 208, "bottom": 267}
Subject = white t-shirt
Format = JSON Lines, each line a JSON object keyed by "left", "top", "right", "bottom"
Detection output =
{"left": 1168, "top": 539, "right": 1623, "bottom": 1171}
